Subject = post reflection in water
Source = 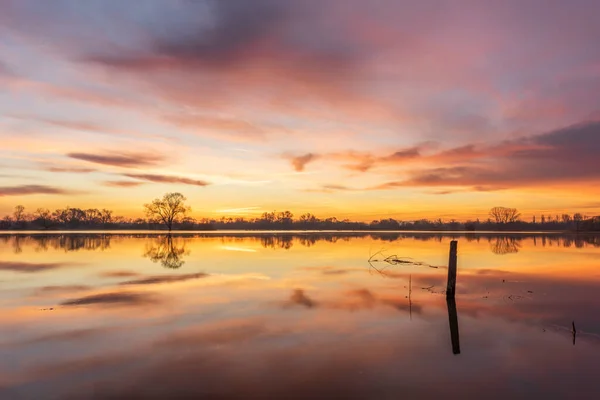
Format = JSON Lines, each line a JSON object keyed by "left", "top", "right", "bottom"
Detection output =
{"left": 447, "top": 298, "right": 461, "bottom": 355}
{"left": 1, "top": 233, "right": 600, "bottom": 398}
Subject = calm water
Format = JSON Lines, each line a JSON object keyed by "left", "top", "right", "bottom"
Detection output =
{"left": 1, "top": 232, "right": 600, "bottom": 399}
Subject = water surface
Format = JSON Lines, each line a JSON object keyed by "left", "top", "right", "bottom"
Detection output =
{"left": 1, "top": 232, "right": 600, "bottom": 399}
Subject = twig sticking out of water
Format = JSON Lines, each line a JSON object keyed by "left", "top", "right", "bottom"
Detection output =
{"left": 368, "top": 249, "right": 436, "bottom": 277}
{"left": 572, "top": 321, "right": 577, "bottom": 346}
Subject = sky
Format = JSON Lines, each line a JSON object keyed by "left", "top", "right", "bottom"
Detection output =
{"left": 1, "top": 0, "right": 600, "bottom": 221}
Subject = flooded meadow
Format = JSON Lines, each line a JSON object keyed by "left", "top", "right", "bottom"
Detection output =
{"left": 1, "top": 232, "right": 600, "bottom": 399}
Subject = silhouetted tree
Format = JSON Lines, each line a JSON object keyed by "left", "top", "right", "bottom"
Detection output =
{"left": 13, "top": 205, "right": 26, "bottom": 227}
{"left": 144, "top": 192, "right": 190, "bottom": 232}
{"left": 100, "top": 209, "right": 113, "bottom": 225}
{"left": 489, "top": 207, "right": 521, "bottom": 224}
{"left": 573, "top": 213, "right": 584, "bottom": 232}
{"left": 35, "top": 208, "right": 52, "bottom": 229}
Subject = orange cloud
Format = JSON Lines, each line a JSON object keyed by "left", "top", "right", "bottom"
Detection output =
{"left": 68, "top": 152, "right": 165, "bottom": 168}
{"left": 289, "top": 153, "right": 319, "bottom": 172}
{"left": 0, "top": 185, "right": 81, "bottom": 197}
{"left": 122, "top": 173, "right": 210, "bottom": 187}
{"left": 102, "top": 181, "right": 146, "bottom": 188}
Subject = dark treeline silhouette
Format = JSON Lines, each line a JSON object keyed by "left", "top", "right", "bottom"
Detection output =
{"left": 1, "top": 204, "right": 600, "bottom": 232}
{"left": 2, "top": 232, "right": 600, "bottom": 256}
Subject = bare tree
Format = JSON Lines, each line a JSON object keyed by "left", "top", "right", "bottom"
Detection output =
{"left": 573, "top": 213, "right": 584, "bottom": 231}
{"left": 100, "top": 209, "right": 113, "bottom": 224}
{"left": 489, "top": 207, "right": 521, "bottom": 224}
{"left": 13, "top": 205, "right": 26, "bottom": 223}
{"left": 35, "top": 208, "right": 52, "bottom": 229}
{"left": 144, "top": 192, "right": 190, "bottom": 232}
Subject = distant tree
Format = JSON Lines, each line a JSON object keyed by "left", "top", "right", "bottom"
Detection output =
{"left": 573, "top": 213, "right": 584, "bottom": 231}
{"left": 13, "top": 205, "right": 26, "bottom": 223}
{"left": 1, "top": 215, "right": 12, "bottom": 229}
{"left": 35, "top": 208, "right": 52, "bottom": 229}
{"left": 489, "top": 207, "right": 521, "bottom": 224}
{"left": 561, "top": 214, "right": 571, "bottom": 224}
{"left": 299, "top": 213, "right": 318, "bottom": 223}
{"left": 276, "top": 211, "right": 294, "bottom": 224}
{"left": 100, "top": 209, "right": 113, "bottom": 224}
{"left": 260, "top": 211, "right": 276, "bottom": 223}
{"left": 144, "top": 192, "right": 190, "bottom": 232}
{"left": 66, "top": 207, "right": 85, "bottom": 226}
{"left": 52, "top": 209, "right": 65, "bottom": 225}
{"left": 84, "top": 209, "right": 102, "bottom": 225}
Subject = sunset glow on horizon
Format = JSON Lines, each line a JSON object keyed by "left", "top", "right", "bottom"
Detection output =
{"left": 2, "top": 0, "right": 600, "bottom": 221}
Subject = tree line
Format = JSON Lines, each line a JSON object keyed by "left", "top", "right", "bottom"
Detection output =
{"left": 1, "top": 194, "right": 599, "bottom": 232}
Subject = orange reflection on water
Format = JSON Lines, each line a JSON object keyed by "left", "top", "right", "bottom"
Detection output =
{"left": 1, "top": 233, "right": 600, "bottom": 398}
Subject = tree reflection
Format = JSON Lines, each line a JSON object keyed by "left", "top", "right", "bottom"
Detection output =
{"left": 490, "top": 236, "right": 521, "bottom": 255}
{"left": 1, "top": 233, "right": 599, "bottom": 256}
{"left": 144, "top": 235, "right": 188, "bottom": 269}
{"left": 260, "top": 236, "right": 293, "bottom": 250}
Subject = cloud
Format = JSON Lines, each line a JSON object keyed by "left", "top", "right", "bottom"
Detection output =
{"left": 67, "top": 152, "right": 165, "bottom": 168}
{"left": 35, "top": 285, "right": 91, "bottom": 294}
{"left": 0, "top": 60, "right": 15, "bottom": 77}
{"left": 8, "top": 114, "right": 120, "bottom": 135}
{"left": 380, "top": 147, "right": 422, "bottom": 163}
{"left": 308, "top": 120, "right": 600, "bottom": 192}
{"left": 397, "top": 121, "right": 600, "bottom": 189}
{"left": 46, "top": 166, "right": 96, "bottom": 173}
{"left": 122, "top": 173, "right": 210, "bottom": 187}
{"left": 164, "top": 114, "right": 266, "bottom": 142}
{"left": 2, "top": 0, "right": 600, "bottom": 207}
{"left": 42, "top": 119, "right": 110, "bottom": 133}
{"left": 293, "top": 146, "right": 424, "bottom": 173}
{"left": 4, "top": 0, "right": 600, "bottom": 147}
{"left": 0, "top": 261, "right": 74, "bottom": 273}
{"left": 0, "top": 185, "right": 79, "bottom": 196}
{"left": 290, "top": 153, "right": 319, "bottom": 172}
{"left": 102, "top": 180, "right": 146, "bottom": 188}
{"left": 60, "top": 291, "right": 158, "bottom": 307}
{"left": 305, "top": 184, "right": 359, "bottom": 193}
{"left": 119, "top": 272, "right": 208, "bottom": 286}
{"left": 322, "top": 184, "right": 355, "bottom": 191}
{"left": 83, "top": 0, "right": 358, "bottom": 77}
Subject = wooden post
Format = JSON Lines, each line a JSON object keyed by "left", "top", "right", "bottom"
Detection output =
{"left": 446, "top": 240, "right": 458, "bottom": 299}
